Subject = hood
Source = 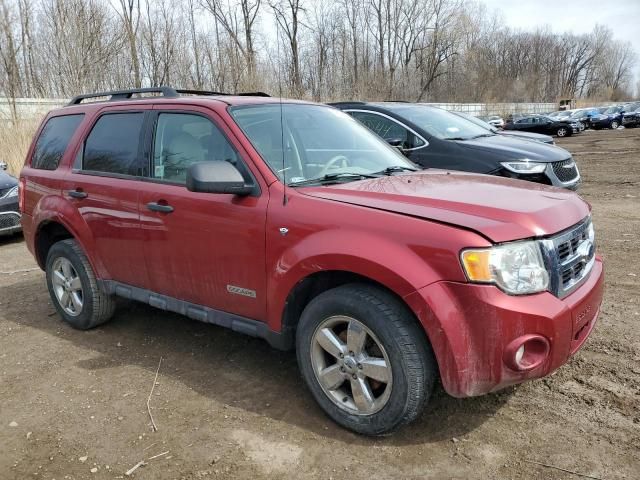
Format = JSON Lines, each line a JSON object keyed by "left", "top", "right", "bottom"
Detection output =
{"left": 0, "top": 171, "right": 17, "bottom": 190}
{"left": 453, "top": 134, "right": 569, "bottom": 162}
{"left": 299, "top": 170, "right": 590, "bottom": 243}
{"left": 499, "top": 130, "right": 554, "bottom": 144}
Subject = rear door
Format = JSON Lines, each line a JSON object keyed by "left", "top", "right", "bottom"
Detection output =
{"left": 62, "top": 106, "right": 151, "bottom": 288}
{"left": 136, "top": 105, "right": 268, "bottom": 321}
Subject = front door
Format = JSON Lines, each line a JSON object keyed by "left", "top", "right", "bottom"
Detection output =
{"left": 137, "top": 107, "right": 268, "bottom": 321}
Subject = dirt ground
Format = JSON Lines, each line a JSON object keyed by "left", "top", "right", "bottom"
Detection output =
{"left": 1, "top": 128, "right": 638, "bottom": 480}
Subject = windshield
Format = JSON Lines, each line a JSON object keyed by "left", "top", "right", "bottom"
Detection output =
{"left": 604, "top": 106, "right": 622, "bottom": 114}
{"left": 383, "top": 105, "right": 492, "bottom": 140}
{"left": 229, "top": 104, "right": 415, "bottom": 185}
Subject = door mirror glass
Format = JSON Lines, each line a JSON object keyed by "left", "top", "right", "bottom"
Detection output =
{"left": 186, "top": 161, "right": 253, "bottom": 195}
{"left": 385, "top": 138, "right": 406, "bottom": 149}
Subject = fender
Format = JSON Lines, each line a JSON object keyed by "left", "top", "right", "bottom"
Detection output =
{"left": 32, "top": 194, "right": 108, "bottom": 278}
{"left": 265, "top": 228, "right": 443, "bottom": 332}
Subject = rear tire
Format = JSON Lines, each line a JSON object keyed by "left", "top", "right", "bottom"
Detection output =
{"left": 46, "top": 239, "right": 115, "bottom": 330}
{"left": 296, "top": 284, "right": 437, "bottom": 435}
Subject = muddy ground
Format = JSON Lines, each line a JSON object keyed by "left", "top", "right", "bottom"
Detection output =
{"left": 1, "top": 128, "right": 639, "bottom": 480}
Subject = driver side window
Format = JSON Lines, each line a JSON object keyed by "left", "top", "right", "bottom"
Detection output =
{"left": 349, "top": 111, "right": 424, "bottom": 149}
{"left": 152, "top": 113, "right": 240, "bottom": 184}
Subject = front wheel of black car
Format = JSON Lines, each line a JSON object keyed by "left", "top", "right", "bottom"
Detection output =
{"left": 556, "top": 127, "right": 569, "bottom": 137}
{"left": 46, "top": 239, "right": 116, "bottom": 330}
{"left": 610, "top": 120, "right": 619, "bottom": 129}
{"left": 296, "top": 284, "right": 437, "bottom": 436}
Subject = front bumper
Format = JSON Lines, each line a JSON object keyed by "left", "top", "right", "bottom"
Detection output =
{"left": 0, "top": 197, "right": 21, "bottom": 236}
{"left": 405, "top": 256, "right": 604, "bottom": 397}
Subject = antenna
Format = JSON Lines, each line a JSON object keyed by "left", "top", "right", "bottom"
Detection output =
{"left": 275, "top": 13, "right": 287, "bottom": 206}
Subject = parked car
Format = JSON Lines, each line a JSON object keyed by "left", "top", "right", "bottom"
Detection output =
{"left": 453, "top": 111, "right": 555, "bottom": 144}
{"left": 569, "top": 108, "right": 601, "bottom": 129}
{"left": 20, "top": 87, "right": 603, "bottom": 435}
{"left": 479, "top": 115, "right": 504, "bottom": 128}
{"left": 622, "top": 105, "right": 640, "bottom": 128}
{"left": 331, "top": 102, "right": 580, "bottom": 189}
{"left": 504, "top": 114, "right": 580, "bottom": 138}
{"left": 594, "top": 105, "right": 625, "bottom": 129}
{"left": 0, "top": 169, "right": 21, "bottom": 237}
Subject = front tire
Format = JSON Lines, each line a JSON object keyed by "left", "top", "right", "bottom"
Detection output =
{"left": 556, "top": 127, "right": 569, "bottom": 137}
{"left": 610, "top": 120, "right": 619, "bottom": 129}
{"left": 296, "top": 284, "right": 436, "bottom": 435}
{"left": 46, "top": 239, "right": 115, "bottom": 330}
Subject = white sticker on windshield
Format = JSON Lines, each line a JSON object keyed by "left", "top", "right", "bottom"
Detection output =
{"left": 446, "top": 127, "right": 460, "bottom": 133}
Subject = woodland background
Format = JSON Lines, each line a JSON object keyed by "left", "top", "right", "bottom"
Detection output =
{"left": 0, "top": 0, "right": 638, "bottom": 111}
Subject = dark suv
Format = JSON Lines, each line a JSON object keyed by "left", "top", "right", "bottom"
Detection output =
{"left": 331, "top": 102, "right": 580, "bottom": 189}
{"left": 0, "top": 169, "right": 20, "bottom": 237}
{"left": 20, "top": 88, "right": 603, "bottom": 435}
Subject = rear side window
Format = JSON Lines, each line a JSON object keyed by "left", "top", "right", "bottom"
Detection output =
{"left": 82, "top": 113, "right": 145, "bottom": 176}
{"left": 32, "top": 114, "right": 84, "bottom": 170}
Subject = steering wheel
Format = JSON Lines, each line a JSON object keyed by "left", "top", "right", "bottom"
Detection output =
{"left": 319, "top": 155, "right": 350, "bottom": 177}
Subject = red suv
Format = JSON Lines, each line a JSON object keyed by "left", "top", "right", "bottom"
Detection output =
{"left": 20, "top": 88, "right": 604, "bottom": 435}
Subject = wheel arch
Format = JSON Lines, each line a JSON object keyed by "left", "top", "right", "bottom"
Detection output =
{"left": 32, "top": 198, "right": 105, "bottom": 277}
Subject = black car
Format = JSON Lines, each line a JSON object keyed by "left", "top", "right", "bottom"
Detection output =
{"left": 504, "top": 114, "right": 580, "bottom": 137}
{"left": 330, "top": 102, "right": 580, "bottom": 189}
{"left": 594, "top": 105, "right": 626, "bottom": 129}
{"left": 0, "top": 170, "right": 21, "bottom": 237}
{"left": 453, "top": 111, "right": 555, "bottom": 144}
{"left": 622, "top": 105, "right": 640, "bottom": 128}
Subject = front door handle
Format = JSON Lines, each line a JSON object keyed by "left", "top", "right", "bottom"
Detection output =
{"left": 146, "top": 202, "right": 174, "bottom": 213}
{"left": 67, "top": 189, "right": 88, "bottom": 199}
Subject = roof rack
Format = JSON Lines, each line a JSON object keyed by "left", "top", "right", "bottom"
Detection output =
{"left": 67, "top": 87, "right": 270, "bottom": 106}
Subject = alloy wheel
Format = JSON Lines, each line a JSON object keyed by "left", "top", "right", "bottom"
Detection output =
{"left": 51, "top": 257, "right": 83, "bottom": 316}
{"left": 311, "top": 315, "right": 392, "bottom": 415}
{"left": 557, "top": 128, "right": 567, "bottom": 137}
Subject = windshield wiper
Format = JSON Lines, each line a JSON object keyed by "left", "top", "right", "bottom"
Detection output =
{"left": 288, "top": 172, "right": 379, "bottom": 187}
{"left": 471, "top": 133, "right": 496, "bottom": 138}
{"left": 372, "top": 165, "right": 419, "bottom": 176}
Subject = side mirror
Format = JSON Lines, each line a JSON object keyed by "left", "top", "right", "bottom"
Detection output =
{"left": 186, "top": 161, "right": 253, "bottom": 196}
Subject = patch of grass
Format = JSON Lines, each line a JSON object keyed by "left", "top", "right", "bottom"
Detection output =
{"left": 0, "top": 120, "right": 39, "bottom": 177}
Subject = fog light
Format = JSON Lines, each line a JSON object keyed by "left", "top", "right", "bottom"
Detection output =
{"left": 504, "top": 335, "right": 550, "bottom": 371}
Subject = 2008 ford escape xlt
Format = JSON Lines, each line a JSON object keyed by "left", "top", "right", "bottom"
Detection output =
{"left": 20, "top": 88, "right": 604, "bottom": 435}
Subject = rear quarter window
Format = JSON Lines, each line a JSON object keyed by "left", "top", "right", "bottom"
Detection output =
{"left": 31, "top": 114, "right": 85, "bottom": 170}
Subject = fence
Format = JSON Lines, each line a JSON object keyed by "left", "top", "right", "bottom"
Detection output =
{"left": 424, "top": 102, "right": 557, "bottom": 117}
{"left": 0, "top": 98, "right": 66, "bottom": 122}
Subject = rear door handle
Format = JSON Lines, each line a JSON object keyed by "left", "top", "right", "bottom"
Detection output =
{"left": 146, "top": 202, "right": 174, "bottom": 213}
{"left": 67, "top": 189, "right": 88, "bottom": 199}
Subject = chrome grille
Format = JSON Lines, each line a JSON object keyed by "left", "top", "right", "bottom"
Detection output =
{"left": 0, "top": 211, "right": 21, "bottom": 231}
{"left": 551, "top": 159, "right": 579, "bottom": 183}
{"left": 541, "top": 217, "right": 595, "bottom": 298}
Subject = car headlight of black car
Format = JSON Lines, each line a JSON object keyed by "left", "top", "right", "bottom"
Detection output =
{"left": 501, "top": 160, "right": 547, "bottom": 174}
{"left": 5, "top": 186, "right": 18, "bottom": 198}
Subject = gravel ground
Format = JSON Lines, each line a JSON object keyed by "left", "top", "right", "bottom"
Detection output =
{"left": 0, "top": 128, "right": 638, "bottom": 480}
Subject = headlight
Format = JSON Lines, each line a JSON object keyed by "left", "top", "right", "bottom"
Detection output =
{"left": 460, "top": 241, "right": 549, "bottom": 295}
{"left": 500, "top": 160, "right": 547, "bottom": 174}
{"left": 6, "top": 186, "right": 18, "bottom": 198}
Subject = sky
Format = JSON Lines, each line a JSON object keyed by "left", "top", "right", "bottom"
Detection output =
{"left": 477, "top": 0, "right": 640, "bottom": 87}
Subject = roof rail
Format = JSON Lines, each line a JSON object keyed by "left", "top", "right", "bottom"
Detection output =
{"left": 67, "top": 87, "right": 179, "bottom": 105}
{"left": 67, "top": 87, "right": 271, "bottom": 106}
